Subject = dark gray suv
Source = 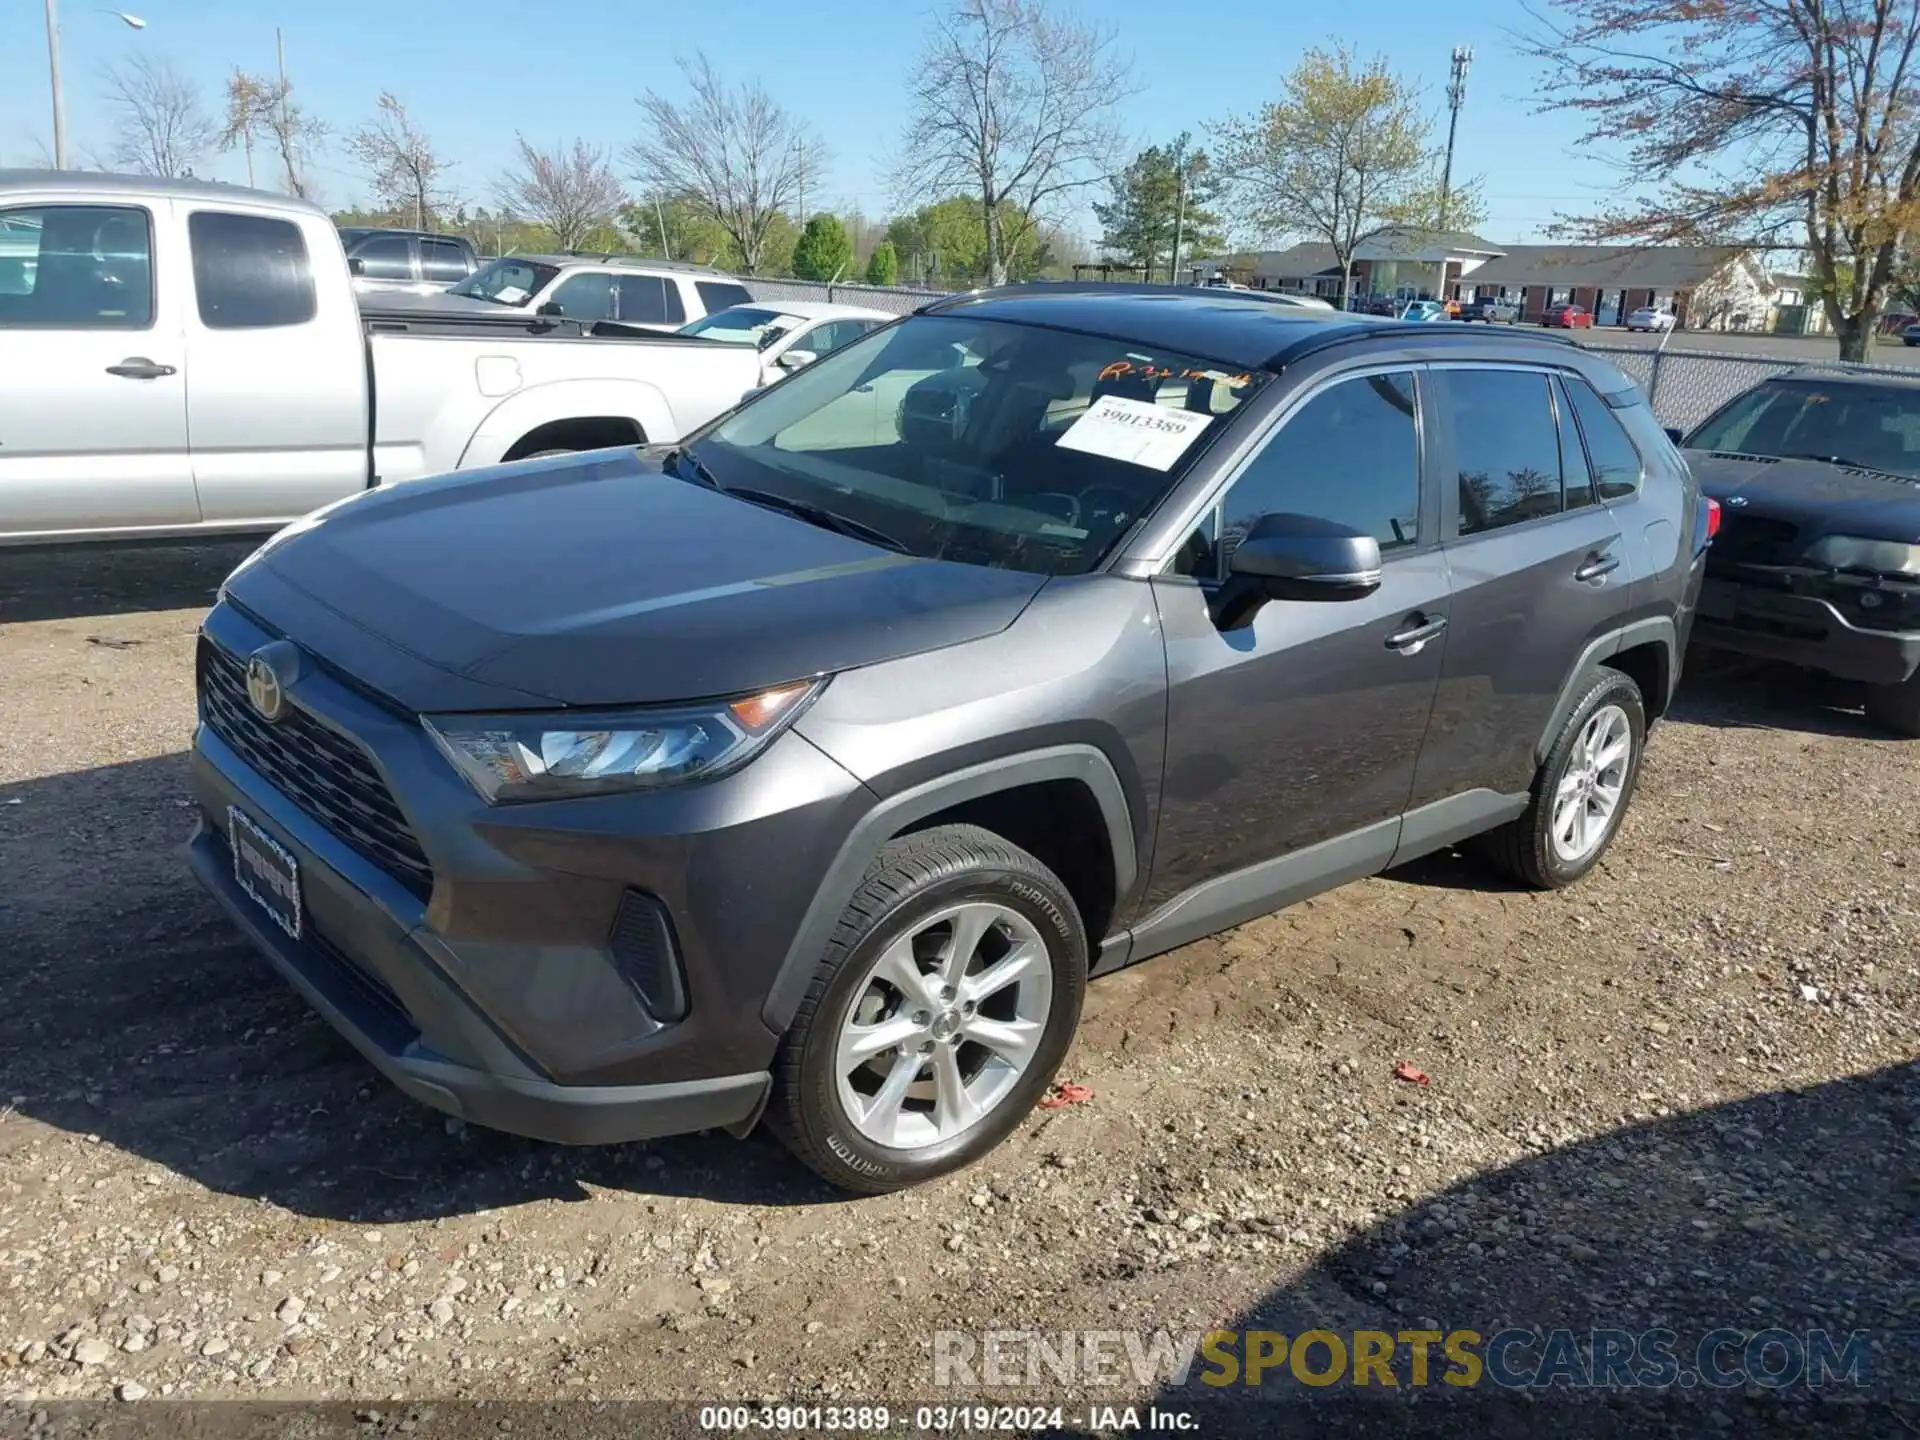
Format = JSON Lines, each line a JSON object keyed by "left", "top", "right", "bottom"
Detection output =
{"left": 187, "top": 287, "right": 1710, "bottom": 1193}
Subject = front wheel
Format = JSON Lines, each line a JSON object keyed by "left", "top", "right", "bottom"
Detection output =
{"left": 1476, "top": 670, "right": 1646, "bottom": 889}
{"left": 768, "top": 825, "right": 1088, "bottom": 1194}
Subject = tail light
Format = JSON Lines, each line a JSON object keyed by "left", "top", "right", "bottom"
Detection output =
{"left": 1705, "top": 497, "right": 1722, "bottom": 539}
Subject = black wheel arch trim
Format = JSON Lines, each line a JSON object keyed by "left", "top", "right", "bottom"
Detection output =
{"left": 1534, "top": 616, "right": 1675, "bottom": 766}
{"left": 761, "top": 744, "right": 1137, "bottom": 1035}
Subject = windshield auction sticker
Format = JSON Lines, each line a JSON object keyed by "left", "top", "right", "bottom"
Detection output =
{"left": 1055, "top": 394, "right": 1213, "bottom": 471}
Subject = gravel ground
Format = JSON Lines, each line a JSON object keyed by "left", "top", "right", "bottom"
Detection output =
{"left": 1, "top": 543, "right": 1915, "bottom": 1439}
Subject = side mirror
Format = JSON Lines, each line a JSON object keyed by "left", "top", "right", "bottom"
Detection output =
{"left": 779, "top": 348, "right": 818, "bottom": 371}
{"left": 1664, "top": 426, "right": 1685, "bottom": 445}
{"left": 537, "top": 301, "right": 565, "bottom": 317}
{"left": 347, "top": 256, "right": 366, "bottom": 276}
{"left": 1213, "top": 513, "right": 1382, "bottom": 629}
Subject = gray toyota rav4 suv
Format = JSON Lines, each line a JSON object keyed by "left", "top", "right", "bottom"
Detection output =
{"left": 188, "top": 287, "right": 1710, "bottom": 1193}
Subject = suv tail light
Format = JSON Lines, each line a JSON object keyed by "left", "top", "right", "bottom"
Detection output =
{"left": 1693, "top": 496, "right": 1722, "bottom": 556}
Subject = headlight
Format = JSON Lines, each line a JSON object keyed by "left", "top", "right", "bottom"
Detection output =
{"left": 1804, "top": 535, "right": 1920, "bottom": 576}
{"left": 422, "top": 679, "right": 823, "bottom": 803}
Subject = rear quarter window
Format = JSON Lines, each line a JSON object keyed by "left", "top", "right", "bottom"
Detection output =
{"left": 1563, "top": 376, "right": 1646, "bottom": 500}
{"left": 696, "top": 280, "right": 753, "bottom": 313}
{"left": 188, "top": 211, "right": 316, "bottom": 329}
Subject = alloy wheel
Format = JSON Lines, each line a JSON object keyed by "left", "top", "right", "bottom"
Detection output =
{"left": 1550, "top": 704, "right": 1633, "bottom": 863}
{"left": 833, "top": 902, "right": 1053, "bottom": 1150}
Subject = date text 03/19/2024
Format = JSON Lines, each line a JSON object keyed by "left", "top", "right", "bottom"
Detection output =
{"left": 697, "top": 1404, "right": 1199, "bottom": 1432}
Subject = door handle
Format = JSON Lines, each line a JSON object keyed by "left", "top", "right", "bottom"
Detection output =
{"left": 1574, "top": 551, "right": 1620, "bottom": 583}
{"left": 1385, "top": 614, "right": 1448, "bottom": 652}
{"left": 106, "top": 357, "right": 177, "bottom": 380}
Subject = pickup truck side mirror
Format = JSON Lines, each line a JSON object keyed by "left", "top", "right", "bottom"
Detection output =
{"left": 347, "top": 257, "right": 366, "bottom": 277}
{"left": 778, "top": 348, "right": 818, "bottom": 371}
{"left": 1212, "top": 513, "right": 1383, "bottom": 629}
{"left": 537, "top": 301, "right": 566, "bottom": 317}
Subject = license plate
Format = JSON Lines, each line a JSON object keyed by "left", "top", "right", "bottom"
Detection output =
{"left": 229, "top": 807, "right": 302, "bottom": 940}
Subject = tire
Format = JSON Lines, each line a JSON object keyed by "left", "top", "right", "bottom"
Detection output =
{"left": 767, "top": 824, "right": 1088, "bottom": 1195}
{"left": 1865, "top": 673, "right": 1920, "bottom": 736}
{"left": 1476, "top": 669, "right": 1647, "bottom": 889}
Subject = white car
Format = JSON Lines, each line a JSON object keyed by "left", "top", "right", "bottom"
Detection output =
{"left": 675, "top": 300, "right": 893, "bottom": 386}
{"left": 1626, "top": 307, "right": 1676, "bottom": 332}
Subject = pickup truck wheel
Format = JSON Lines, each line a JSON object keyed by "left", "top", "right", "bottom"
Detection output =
{"left": 1865, "top": 673, "right": 1920, "bottom": 736}
{"left": 768, "top": 824, "right": 1087, "bottom": 1195}
{"left": 1476, "top": 670, "right": 1646, "bottom": 890}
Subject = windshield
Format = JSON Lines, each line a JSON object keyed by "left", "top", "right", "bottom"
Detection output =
{"left": 689, "top": 314, "right": 1268, "bottom": 576}
{"left": 679, "top": 306, "right": 799, "bottom": 349}
{"left": 1687, "top": 379, "right": 1920, "bottom": 477}
{"left": 451, "top": 258, "right": 559, "bottom": 306}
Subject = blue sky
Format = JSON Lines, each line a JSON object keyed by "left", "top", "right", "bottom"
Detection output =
{"left": 0, "top": 0, "right": 1628, "bottom": 246}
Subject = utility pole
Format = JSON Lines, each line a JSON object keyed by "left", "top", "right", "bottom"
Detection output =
{"left": 794, "top": 139, "right": 807, "bottom": 224}
{"left": 1439, "top": 45, "right": 1473, "bottom": 231}
{"left": 1170, "top": 163, "right": 1187, "bottom": 286}
{"left": 45, "top": 0, "right": 67, "bottom": 169}
{"left": 275, "top": 26, "right": 297, "bottom": 195}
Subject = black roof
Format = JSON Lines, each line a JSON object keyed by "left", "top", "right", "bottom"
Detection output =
{"left": 918, "top": 284, "right": 1580, "bottom": 370}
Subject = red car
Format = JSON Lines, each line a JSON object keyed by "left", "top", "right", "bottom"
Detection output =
{"left": 1541, "top": 303, "right": 1593, "bottom": 329}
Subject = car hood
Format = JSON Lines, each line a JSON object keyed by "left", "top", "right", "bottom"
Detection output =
{"left": 226, "top": 448, "right": 1049, "bottom": 711}
{"left": 1686, "top": 451, "right": 1920, "bottom": 543}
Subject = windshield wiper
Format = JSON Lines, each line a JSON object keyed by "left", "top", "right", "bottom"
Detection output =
{"left": 1781, "top": 450, "right": 1879, "bottom": 471}
{"left": 725, "top": 486, "right": 909, "bottom": 553}
{"left": 666, "top": 446, "right": 720, "bottom": 489}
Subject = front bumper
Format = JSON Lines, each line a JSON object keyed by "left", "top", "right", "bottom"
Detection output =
{"left": 186, "top": 601, "right": 873, "bottom": 1144}
{"left": 1692, "top": 576, "right": 1920, "bottom": 685}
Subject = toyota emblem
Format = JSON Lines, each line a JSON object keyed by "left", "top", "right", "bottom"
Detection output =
{"left": 246, "top": 651, "right": 286, "bottom": 722}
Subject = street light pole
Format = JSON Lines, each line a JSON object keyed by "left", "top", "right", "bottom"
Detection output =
{"left": 45, "top": 0, "right": 67, "bottom": 169}
{"left": 43, "top": 4, "right": 146, "bottom": 170}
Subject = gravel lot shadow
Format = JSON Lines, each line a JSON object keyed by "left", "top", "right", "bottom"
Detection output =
{"left": 0, "top": 539, "right": 258, "bottom": 624}
{"left": 0, "top": 753, "right": 843, "bottom": 1220}
{"left": 1121, "top": 1061, "right": 1919, "bottom": 1438}
{"left": 1671, "top": 654, "right": 1886, "bottom": 741}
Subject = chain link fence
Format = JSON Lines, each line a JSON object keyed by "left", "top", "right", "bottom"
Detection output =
{"left": 744, "top": 276, "right": 951, "bottom": 317}
{"left": 1580, "top": 343, "right": 1915, "bottom": 433}
{"left": 734, "top": 277, "right": 1905, "bottom": 435}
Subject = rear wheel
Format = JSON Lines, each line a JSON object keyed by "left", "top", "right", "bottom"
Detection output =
{"left": 1865, "top": 673, "right": 1920, "bottom": 736}
{"left": 1477, "top": 670, "right": 1646, "bottom": 889}
{"left": 768, "top": 825, "right": 1087, "bottom": 1194}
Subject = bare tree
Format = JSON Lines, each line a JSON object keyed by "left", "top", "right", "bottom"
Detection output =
{"left": 1211, "top": 47, "right": 1431, "bottom": 307}
{"left": 496, "top": 138, "right": 626, "bottom": 251}
{"left": 101, "top": 55, "right": 218, "bottom": 178}
{"left": 221, "top": 68, "right": 327, "bottom": 198}
{"left": 347, "top": 93, "right": 456, "bottom": 229}
{"left": 896, "top": 0, "right": 1133, "bottom": 286}
{"left": 626, "top": 55, "right": 827, "bottom": 276}
{"left": 1524, "top": 0, "right": 1920, "bottom": 360}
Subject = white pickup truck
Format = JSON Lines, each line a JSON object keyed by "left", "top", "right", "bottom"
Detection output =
{"left": 0, "top": 171, "right": 796, "bottom": 547}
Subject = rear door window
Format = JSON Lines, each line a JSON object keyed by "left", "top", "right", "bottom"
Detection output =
{"left": 612, "top": 274, "right": 681, "bottom": 325}
{"left": 1434, "top": 369, "right": 1566, "bottom": 535}
{"left": 0, "top": 203, "right": 153, "bottom": 328}
{"left": 188, "top": 211, "right": 316, "bottom": 329}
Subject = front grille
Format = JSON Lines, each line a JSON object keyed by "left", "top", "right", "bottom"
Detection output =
{"left": 198, "top": 639, "right": 434, "bottom": 898}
